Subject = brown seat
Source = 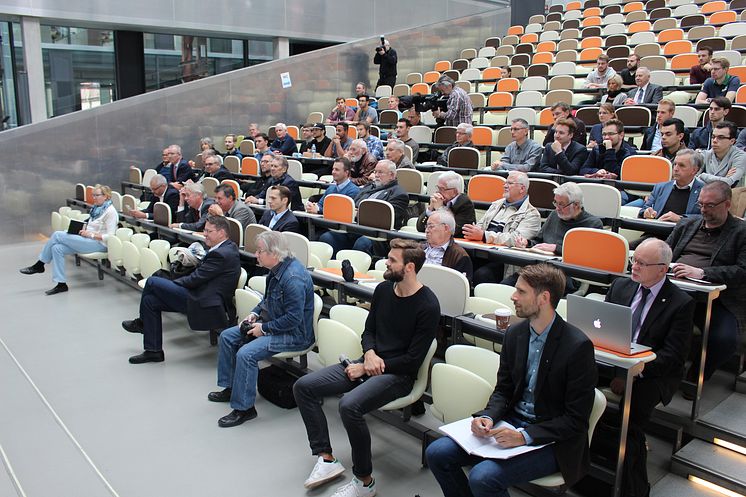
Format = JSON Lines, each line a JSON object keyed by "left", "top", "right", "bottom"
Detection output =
{"left": 645, "top": 0, "right": 666, "bottom": 10}
{"left": 607, "top": 46, "right": 630, "bottom": 59}
{"left": 616, "top": 106, "right": 652, "bottom": 127}
{"left": 485, "top": 37, "right": 501, "bottom": 48}
{"left": 696, "top": 37, "right": 727, "bottom": 52}
{"left": 680, "top": 14, "right": 705, "bottom": 27}
{"left": 75, "top": 183, "right": 85, "bottom": 201}
{"left": 581, "top": 26, "right": 602, "bottom": 37}
{"left": 153, "top": 202, "right": 172, "bottom": 227}
{"left": 563, "top": 19, "right": 581, "bottom": 29}
{"left": 605, "top": 34, "right": 628, "bottom": 48}
{"left": 547, "top": 12, "right": 563, "bottom": 22}
{"left": 443, "top": 69, "right": 460, "bottom": 81}
{"left": 575, "top": 107, "right": 601, "bottom": 126}
{"left": 603, "top": 4, "right": 622, "bottom": 15}
{"left": 704, "top": 106, "right": 746, "bottom": 127}
{"left": 609, "top": 57, "right": 628, "bottom": 72}
{"left": 452, "top": 59, "right": 469, "bottom": 71}
{"left": 511, "top": 53, "right": 531, "bottom": 66}
{"left": 527, "top": 64, "right": 550, "bottom": 77}
{"left": 434, "top": 126, "right": 457, "bottom": 144}
{"left": 357, "top": 199, "right": 395, "bottom": 230}
{"left": 446, "top": 147, "right": 480, "bottom": 169}
{"left": 515, "top": 43, "right": 534, "bottom": 54}
{"left": 528, "top": 179, "right": 559, "bottom": 209}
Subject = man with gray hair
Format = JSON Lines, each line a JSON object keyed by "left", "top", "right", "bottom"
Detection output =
{"left": 270, "top": 122, "right": 298, "bottom": 156}
{"left": 209, "top": 230, "right": 314, "bottom": 427}
{"left": 624, "top": 67, "right": 664, "bottom": 105}
{"left": 163, "top": 144, "right": 194, "bottom": 187}
{"left": 384, "top": 138, "right": 414, "bottom": 169}
{"left": 437, "top": 123, "right": 475, "bottom": 167}
{"left": 639, "top": 148, "right": 705, "bottom": 223}
{"left": 423, "top": 209, "right": 473, "bottom": 282}
{"left": 345, "top": 138, "right": 378, "bottom": 186}
{"left": 432, "top": 75, "right": 473, "bottom": 126}
{"left": 127, "top": 174, "right": 179, "bottom": 222}
{"left": 170, "top": 182, "right": 215, "bottom": 231}
{"left": 489, "top": 118, "right": 543, "bottom": 172}
{"left": 416, "top": 170, "right": 475, "bottom": 238}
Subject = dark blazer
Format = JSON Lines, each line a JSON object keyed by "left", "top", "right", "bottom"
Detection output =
{"left": 579, "top": 141, "right": 637, "bottom": 176}
{"left": 156, "top": 159, "right": 194, "bottom": 184}
{"left": 639, "top": 179, "right": 704, "bottom": 219}
{"left": 626, "top": 84, "right": 664, "bottom": 105}
{"left": 176, "top": 198, "right": 215, "bottom": 231}
{"left": 174, "top": 240, "right": 241, "bottom": 330}
{"left": 259, "top": 173, "right": 303, "bottom": 212}
{"left": 688, "top": 123, "right": 713, "bottom": 150}
{"left": 606, "top": 277, "right": 695, "bottom": 404}
{"left": 542, "top": 117, "right": 587, "bottom": 146}
{"left": 142, "top": 185, "right": 179, "bottom": 221}
{"left": 416, "top": 194, "right": 476, "bottom": 238}
{"left": 259, "top": 209, "right": 301, "bottom": 233}
{"left": 537, "top": 140, "right": 589, "bottom": 175}
{"left": 642, "top": 124, "right": 689, "bottom": 152}
{"left": 475, "top": 316, "right": 597, "bottom": 487}
{"left": 199, "top": 166, "right": 235, "bottom": 182}
{"left": 667, "top": 214, "right": 746, "bottom": 349}
{"left": 355, "top": 179, "right": 410, "bottom": 229}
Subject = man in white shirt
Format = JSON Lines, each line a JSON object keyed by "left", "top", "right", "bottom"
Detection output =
{"left": 584, "top": 54, "right": 617, "bottom": 89}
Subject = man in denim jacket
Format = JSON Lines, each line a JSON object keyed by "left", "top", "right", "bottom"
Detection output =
{"left": 209, "top": 231, "right": 314, "bottom": 428}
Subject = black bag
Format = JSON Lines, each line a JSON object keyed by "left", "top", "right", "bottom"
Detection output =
{"left": 257, "top": 365, "right": 298, "bottom": 409}
{"left": 341, "top": 259, "right": 355, "bottom": 282}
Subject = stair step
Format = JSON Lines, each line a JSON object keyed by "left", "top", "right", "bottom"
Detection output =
{"left": 736, "top": 371, "right": 746, "bottom": 394}
{"left": 652, "top": 474, "right": 728, "bottom": 497}
{"left": 697, "top": 392, "right": 746, "bottom": 446}
{"left": 671, "top": 439, "right": 746, "bottom": 496}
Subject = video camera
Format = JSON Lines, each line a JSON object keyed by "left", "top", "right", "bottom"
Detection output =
{"left": 376, "top": 36, "right": 386, "bottom": 54}
{"left": 398, "top": 94, "right": 449, "bottom": 113}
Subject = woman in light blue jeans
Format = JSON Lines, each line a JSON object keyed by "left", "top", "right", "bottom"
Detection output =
{"left": 20, "top": 184, "right": 118, "bottom": 295}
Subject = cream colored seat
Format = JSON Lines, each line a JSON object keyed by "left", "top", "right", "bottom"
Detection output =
{"left": 316, "top": 319, "right": 363, "bottom": 367}
{"left": 329, "top": 304, "right": 369, "bottom": 336}
{"left": 445, "top": 344, "right": 500, "bottom": 388}
{"left": 429, "top": 363, "right": 493, "bottom": 424}
{"left": 137, "top": 248, "right": 163, "bottom": 288}
{"left": 273, "top": 293, "right": 324, "bottom": 365}
{"left": 381, "top": 339, "right": 437, "bottom": 414}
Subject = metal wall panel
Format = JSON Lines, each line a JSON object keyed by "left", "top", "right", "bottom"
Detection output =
{"left": 0, "top": 7, "right": 510, "bottom": 245}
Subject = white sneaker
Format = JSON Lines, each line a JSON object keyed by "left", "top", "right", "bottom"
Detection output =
{"left": 330, "top": 477, "right": 377, "bottom": 497}
{"left": 303, "top": 456, "right": 346, "bottom": 489}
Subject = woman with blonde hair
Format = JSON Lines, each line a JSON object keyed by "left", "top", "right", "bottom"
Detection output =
{"left": 587, "top": 103, "right": 618, "bottom": 149}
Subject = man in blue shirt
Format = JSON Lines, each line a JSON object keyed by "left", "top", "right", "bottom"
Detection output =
{"left": 356, "top": 121, "right": 384, "bottom": 160}
{"left": 696, "top": 57, "right": 741, "bottom": 104}
{"left": 305, "top": 157, "right": 360, "bottom": 214}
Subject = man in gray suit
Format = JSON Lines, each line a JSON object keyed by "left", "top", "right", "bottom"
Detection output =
{"left": 624, "top": 67, "right": 664, "bottom": 106}
{"left": 210, "top": 184, "right": 256, "bottom": 230}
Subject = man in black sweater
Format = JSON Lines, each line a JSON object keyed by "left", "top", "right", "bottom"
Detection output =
{"left": 294, "top": 238, "right": 440, "bottom": 497}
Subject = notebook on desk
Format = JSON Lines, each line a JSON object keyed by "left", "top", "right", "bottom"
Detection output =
{"left": 566, "top": 294, "right": 651, "bottom": 355}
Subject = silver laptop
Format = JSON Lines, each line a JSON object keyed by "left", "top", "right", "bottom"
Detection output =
{"left": 566, "top": 295, "right": 652, "bottom": 355}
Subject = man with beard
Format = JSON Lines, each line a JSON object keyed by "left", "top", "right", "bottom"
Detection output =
{"left": 294, "top": 238, "right": 440, "bottom": 497}
{"left": 325, "top": 123, "right": 354, "bottom": 158}
{"left": 345, "top": 139, "right": 378, "bottom": 186}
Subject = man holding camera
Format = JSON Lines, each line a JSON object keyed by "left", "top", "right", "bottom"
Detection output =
{"left": 432, "top": 75, "right": 473, "bottom": 127}
{"left": 374, "top": 38, "right": 398, "bottom": 89}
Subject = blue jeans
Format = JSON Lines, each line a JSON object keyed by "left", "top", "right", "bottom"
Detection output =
{"left": 217, "top": 326, "right": 274, "bottom": 410}
{"left": 318, "top": 231, "right": 375, "bottom": 257}
{"left": 426, "top": 426, "right": 559, "bottom": 497}
{"left": 39, "top": 231, "right": 107, "bottom": 283}
{"left": 139, "top": 276, "right": 189, "bottom": 351}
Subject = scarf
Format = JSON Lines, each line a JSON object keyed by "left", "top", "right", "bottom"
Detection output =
{"left": 89, "top": 199, "right": 112, "bottom": 220}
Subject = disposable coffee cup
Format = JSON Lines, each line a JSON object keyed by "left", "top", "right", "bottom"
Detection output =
{"left": 495, "top": 308, "right": 512, "bottom": 331}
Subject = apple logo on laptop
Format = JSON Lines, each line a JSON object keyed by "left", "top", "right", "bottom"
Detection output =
{"left": 593, "top": 319, "right": 602, "bottom": 329}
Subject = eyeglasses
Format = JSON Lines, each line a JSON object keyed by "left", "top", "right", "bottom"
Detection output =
{"left": 696, "top": 199, "right": 727, "bottom": 210}
{"left": 203, "top": 228, "right": 219, "bottom": 234}
{"left": 425, "top": 223, "right": 447, "bottom": 230}
{"left": 601, "top": 131, "right": 619, "bottom": 137}
{"left": 510, "top": 127, "right": 527, "bottom": 132}
{"left": 630, "top": 257, "right": 667, "bottom": 268}
{"left": 552, "top": 200, "right": 576, "bottom": 209}
{"left": 92, "top": 193, "right": 105, "bottom": 197}
{"left": 436, "top": 185, "right": 454, "bottom": 192}
{"left": 711, "top": 134, "right": 733, "bottom": 141}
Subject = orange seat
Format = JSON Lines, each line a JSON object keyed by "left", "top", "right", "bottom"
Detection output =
{"left": 423, "top": 71, "right": 440, "bottom": 84}
{"left": 538, "top": 107, "right": 554, "bottom": 126}
{"left": 467, "top": 175, "right": 506, "bottom": 202}
{"left": 348, "top": 127, "right": 357, "bottom": 139}
{"left": 710, "top": 10, "right": 736, "bottom": 24}
{"left": 580, "top": 47, "right": 603, "bottom": 65}
{"left": 670, "top": 53, "right": 699, "bottom": 71}
{"left": 580, "top": 37, "right": 602, "bottom": 49}
{"left": 663, "top": 40, "right": 693, "bottom": 55}
{"left": 487, "top": 92, "right": 514, "bottom": 112}
{"left": 241, "top": 157, "right": 259, "bottom": 175}
{"left": 434, "top": 60, "right": 450, "bottom": 72}
{"left": 728, "top": 66, "right": 746, "bottom": 81}
{"left": 497, "top": 78, "right": 520, "bottom": 92}
{"left": 507, "top": 25, "right": 524, "bottom": 36}
{"left": 582, "top": 16, "right": 602, "bottom": 27}
{"left": 85, "top": 185, "right": 94, "bottom": 205}
{"left": 562, "top": 229, "right": 629, "bottom": 274}
{"left": 533, "top": 52, "right": 554, "bottom": 64}
{"left": 520, "top": 33, "right": 538, "bottom": 43}
{"left": 411, "top": 83, "right": 430, "bottom": 95}
{"left": 583, "top": 7, "right": 601, "bottom": 17}
{"left": 482, "top": 67, "right": 502, "bottom": 81}
{"left": 471, "top": 126, "right": 494, "bottom": 146}
{"left": 536, "top": 41, "right": 557, "bottom": 53}
{"left": 221, "top": 179, "right": 240, "bottom": 200}
{"left": 629, "top": 21, "right": 652, "bottom": 33}
{"left": 286, "top": 126, "right": 299, "bottom": 140}
{"left": 322, "top": 194, "right": 355, "bottom": 223}
{"left": 736, "top": 86, "right": 746, "bottom": 104}
{"left": 657, "top": 29, "right": 684, "bottom": 43}
{"left": 566, "top": 1, "right": 582, "bottom": 10}
{"left": 345, "top": 98, "right": 358, "bottom": 107}
{"left": 621, "top": 156, "right": 672, "bottom": 183}
{"left": 623, "top": 1, "right": 644, "bottom": 12}
{"left": 700, "top": 0, "right": 727, "bottom": 14}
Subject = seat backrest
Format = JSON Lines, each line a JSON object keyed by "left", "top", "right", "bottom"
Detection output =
{"left": 336, "top": 249, "right": 372, "bottom": 272}
{"left": 396, "top": 168, "right": 424, "bottom": 194}
{"left": 316, "top": 319, "right": 363, "bottom": 368}
{"left": 429, "top": 363, "right": 493, "bottom": 424}
{"left": 223, "top": 155, "right": 240, "bottom": 174}
{"left": 357, "top": 199, "right": 395, "bottom": 230}
{"left": 282, "top": 231, "right": 310, "bottom": 267}
{"left": 528, "top": 178, "right": 560, "bottom": 209}
{"left": 138, "top": 247, "right": 162, "bottom": 280}
{"left": 241, "top": 157, "right": 259, "bottom": 175}
{"left": 562, "top": 228, "right": 629, "bottom": 273}
{"left": 729, "top": 186, "right": 746, "bottom": 218}
{"left": 153, "top": 202, "right": 172, "bottom": 227}
{"left": 577, "top": 183, "right": 621, "bottom": 219}
{"left": 620, "top": 156, "right": 672, "bottom": 183}
{"left": 447, "top": 147, "right": 480, "bottom": 169}
{"left": 615, "top": 106, "right": 652, "bottom": 127}
{"left": 322, "top": 194, "right": 355, "bottom": 223}
{"left": 202, "top": 177, "right": 219, "bottom": 197}
{"left": 417, "top": 264, "right": 469, "bottom": 316}
{"left": 329, "top": 304, "right": 369, "bottom": 336}
{"left": 467, "top": 175, "right": 506, "bottom": 202}
{"left": 244, "top": 223, "right": 270, "bottom": 253}
{"left": 445, "top": 344, "right": 500, "bottom": 388}
{"left": 434, "top": 126, "right": 458, "bottom": 144}
{"left": 225, "top": 217, "right": 243, "bottom": 247}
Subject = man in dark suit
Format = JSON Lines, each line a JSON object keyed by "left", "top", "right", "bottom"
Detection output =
{"left": 416, "top": 170, "right": 475, "bottom": 238}
{"left": 624, "top": 67, "right": 663, "bottom": 106}
{"left": 199, "top": 153, "right": 235, "bottom": 182}
{"left": 246, "top": 155, "right": 303, "bottom": 211}
{"left": 580, "top": 118, "right": 637, "bottom": 179}
{"left": 170, "top": 182, "right": 215, "bottom": 232}
{"left": 122, "top": 215, "right": 242, "bottom": 363}
{"left": 605, "top": 238, "right": 695, "bottom": 497}
{"left": 258, "top": 185, "right": 300, "bottom": 233}
{"left": 427, "top": 263, "right": 597, "bottom": 497}
{"left": 667, "top": 181, "right": 746, "bottom": 380}
{"left": 542, "top": 102, "right": 587, "bottom": 146}
{"left": 158, "top": 144, "right": 194, "bottom": 187}
{"left": 639, "top": 148, "right": 704, "bottom": 223}
{"left": 127, "top": 174, "right": 179, "bottom": 223}
{"left": 537, "top": 118, "right": 589, "bottom": 175}
{"left": 641, "top": 99, "right": 676, "bottom": 152}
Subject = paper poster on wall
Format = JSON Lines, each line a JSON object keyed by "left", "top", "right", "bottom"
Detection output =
{"left": 281, "top": 72, "right": 292, "bottom": 89}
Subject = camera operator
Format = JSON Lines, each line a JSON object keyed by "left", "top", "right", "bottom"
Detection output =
{"left": 432, "top": 75, "right": 473, "bottom": 127}
{"left": 374, "top": 37, "right": 398, "bottom": 89}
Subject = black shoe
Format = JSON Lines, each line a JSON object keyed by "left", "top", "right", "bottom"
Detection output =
{"left": 45, "top": 283, "right": 68, "bottom": 295}
{"left": 218, "top": 408, "right": 257, "bottom": 427}
{"left": 208, "top": 388, "right": 232, "bottom": 403}
{"left": 128, "top": 350, "right": 165, "bottom": 364}
{"left": 122, "top": 318, "right": 144, "bottom": 334}
{"left": 411, "top": 399, "right": 426, "bottom": 417}
{"left": 20, "top": 262, "right": 45, "bottom": 275}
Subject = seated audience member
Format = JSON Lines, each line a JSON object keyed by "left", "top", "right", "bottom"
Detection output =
{"left": 639, "top": 149, "right": 704, "bottom": 223}
{"left": 354, "top": 82, "right": 378, "bottom": 109}
{"left": 253, "top": 133, "right": 271, "bottom": 160}
{"left": 437, "top": 123, "right": 475, "bottom": 167}
{"left": 584, "top": 54, "right": 617, "bottom": 89}
{"left": 305, "top": 157, "right": 360, "bottom": 214}
{"left": 222, "top": 134, "right": 243, "bottom": 160}
{"left": 246, "top": 155, "right": 303, "bottom": 211}
{"left": 689, "top": 97, "right": 731, "bottom": 151}
{"left": 696, "top": 57, "right": 741, "bottom": 104}
{"left": 247, "top": 123, "right": 259, "bottom": 139}
{"left": 152, "top": 147, "right": 170, "bottom": 173}
{"left": 500, "top": 66, "right": 511, "bottom": 79}
{"left": 620, "top": 53, "right": 640, "bottom": 88}
{"left": 538, "top": 118, "right": 590, "bottom": 175}
{"left": 327, "top": 97, "right": 356, "bottom": 124}
{"left": 489, "top": 118, "right": 542, "bottom": 172}
{"left": 199, "top": 153, "right": 235, "bottom": 182}
{"left": 318, "top": 160, "right": 409, "bottom": 255}
{"left": 21, "top": 184, "right": 117, "bottom": 295}
{"left": 587, "top": 103, "right": 617, "bottom": 148}
{"left": 737, "top": 128, "right": 746, "bottom": 151}
{"left": 416, "top": 170, "right": 476, "bottom": 238}
{"left": 581, "top": 119, "right": 637, "bottom": 179}
{"left": 259, "top": 185, "right": 301, "bottom": 233}
{"left": 354, "top": 95, "right": 379, "bottom": 124}
{"left": 463, "top": 171, "right": 541, "bottom": 285}
{"left": 242, "top": 153, "right": 273, "bottom": 199}
{"left": 395, "top": 118, "right": 419, "bottom": 162}
{"left": 427, "top": 263, "right": 597, "bottom": 497}
{"left": 423, "top": 209, "right": 473, "bottom": 282}
{"left": 606, "top": 238, "right": 695, "bottom": 496}
{"left": 302, "top": 123, "right": 332, "bottom": 157}
{"left": 543, "top": 102, "right": 587, "bottom": 146}
{"left": 691, "top": 46, "right": 714, "bottom": 86}
{"left": 269, "top": 123, "right": 298, "bottom": 156}
{"left": 127, "top": 174, "right": 179, "bottom": 222}
{"left": 209, "top": 184, "right": 256, "bottom": 230}
{"left": 624, "top": 67, "right": 663, "bottom": 106}
{"left": 432, "top": 75, "right": 473, "bottom": 127}
{"left": 699, "top": 121, "right": 746, "bottom": 186}
{"left": 200, "top": 137, "right": 217, "bottom": 154}
{"left": 356, "top": 121, "right": 384, "bottom": 160}
{"left": 170, "top": 182, "right": 215, "bottom": 232}
{"left": 210, "top": 231, "right": 314, "bottom": 427}
{"left": 121, "top": 215, "right": 241, "bottom": 364}
{"left": 642, "top": 99, "right": 676, "bottom": 152}
{"left": 295, "top": 238, "right": 439, "bottom": 497}
{"left": 599, "top": 75, "right": 628, "bottom": 107}
{"left": 346, "top": 139, "right": 379, "bottom": 186}
{"left": 668, "top": 181, "right": 746, "bottom": 381}
{"left": 162, "top": 144, "right": 194, "bottom": 187}
{"left": 653, "top": 118, "right": 687, "bottom": 162}
{"left": 325, "top": 123, "right": 353, "bottom": 158}
{"left": 384, "top": 139, "right": 414, "bottom": 169}
{"left": 298, "top": 125, "right": 314, "bottom": 154}
{"left": 386, "top": 96, "right": 403, "bottom": 117}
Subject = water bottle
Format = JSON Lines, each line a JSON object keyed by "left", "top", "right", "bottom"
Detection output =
{"left": 311, "top": 144, "right": 317, "bottom": 158}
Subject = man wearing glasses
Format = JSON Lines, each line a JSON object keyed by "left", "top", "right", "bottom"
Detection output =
{"left": 127, "top": 174, "right": 179, "bottom": 223}
{"left": 580, "top": 119, "right": 637, "bottom": 179}
{"left": 416, "top": 170, "right": 475, "bottom": 238}
{"left": 699, "top": 121, "right": 746, "bottom": 187}
{"left": 488, "top": 118, "right": 542, "bottom": 172}
{"left": 422, "top": 209, "right": 473, "bottom": 282}
{"left": 638, "top": 149, "right": 704, "bottom": 224}
{"left": 667, "top": 181, "right": 746, "bottom": 382}
{"left": 689, "top": 97, "right": 731, "bottom": 151}
{"left": 695, "top": 57, "right": 741, "bottom": 105}
{"left": 605, "top": 238, "right": 695, "bottom": 497}
{"left": 436, "top": 122, "right": 474, "bottom": 167}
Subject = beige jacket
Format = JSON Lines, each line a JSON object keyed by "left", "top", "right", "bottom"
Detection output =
{"left": 476, "top": 197, "right": 541, "bottom": 246}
